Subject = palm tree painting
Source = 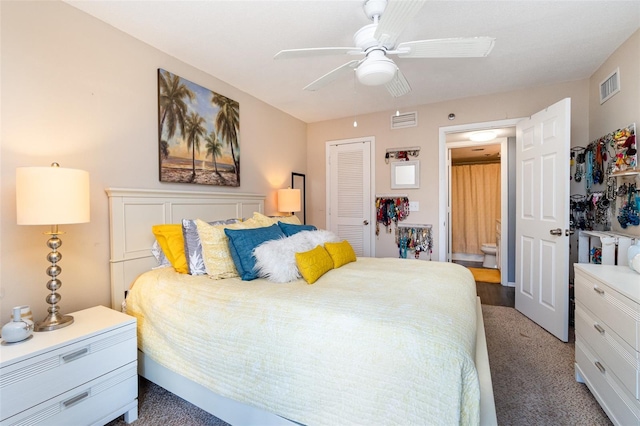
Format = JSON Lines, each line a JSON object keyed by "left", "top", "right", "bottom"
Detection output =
{"left": 157, "top": 68, "right": 240, "bottom": 186}
{"left": 205, "top": 131, "right": 223, "bottom": 175}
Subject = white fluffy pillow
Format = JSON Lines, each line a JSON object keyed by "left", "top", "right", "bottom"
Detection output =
{"left": 253, "top": 230, "right": 340, "bottom": 283}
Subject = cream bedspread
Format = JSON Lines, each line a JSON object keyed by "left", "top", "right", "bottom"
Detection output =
{"left": 125, "top": 257, "right": 480, "bottom": 425}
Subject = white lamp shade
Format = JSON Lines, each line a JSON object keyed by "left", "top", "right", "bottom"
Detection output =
{"left": 16, "top": 166, "right": 90, "bottom": 225}
{"left": 278, "top": 188, "right": 301, "bottom": 213}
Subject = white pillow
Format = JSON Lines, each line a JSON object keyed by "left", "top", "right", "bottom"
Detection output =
{"left": 253, "top": 230, "right": 340, "bottom": 283}
{"left": 151, "top": 239, "right": 171, "bottom": 268}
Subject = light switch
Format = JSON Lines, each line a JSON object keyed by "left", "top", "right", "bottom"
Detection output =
{"left": 409, "top": 201, "right": 419, "bottom": 211}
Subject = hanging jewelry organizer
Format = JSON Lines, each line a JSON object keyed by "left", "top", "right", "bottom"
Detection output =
{"left": 609, "top": 124, "right": 638, "bottom": 230}
{"left": 611, "top": 125, "right": 637, "bottom": 174}
{"left": 385, "top": 146, "right": 420, "bottom": 163}
{"left": 570, "top": 146, "right": 586, "bottom": 183}
{"left": 571, "top": 124, "right": 638, "bottom": 232}
{"left": 395, "top": 223, "right": 433, "bottom": 260}
{"left": 572, "top": 124, "right": 639, "bottom": 266}
{"left": 375, "top": 195, "right": 410, "bottom": 235}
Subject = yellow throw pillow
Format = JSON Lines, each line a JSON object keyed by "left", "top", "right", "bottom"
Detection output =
{"left": 277, "top": 214, "right": 302, "bottom": 225}
{"left": 247, "top": 212, "right": 301, "bottom": 227}
{"left": 324, "top": 240, "right": 357, "bottom": 268}
{"left": 246, "top": 212, "right": 274, "bottom": 227}
{"left": 196, "top": 219, "right": 247, "bottom": 279}
{"left": 295, "top": 245, "right": 334, "bottom": 284}
{"left": 152, "top": 224, "right": 189, "bottom": 274}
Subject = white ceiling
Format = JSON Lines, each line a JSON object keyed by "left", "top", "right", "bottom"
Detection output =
{"left": 65, "top": 1, "right": 640, "bottom": 124}
{"left": 448, "top": 127, "right": 513, "bottom": 163}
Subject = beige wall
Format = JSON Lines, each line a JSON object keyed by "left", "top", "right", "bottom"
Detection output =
{"left": 589, "top": 29, "right": 640, "bottom": 142}
{"left": 308, "top": 80, "right": 590, "bottom": 259}
{"left": 588, "top": 29, "right": 640, "bottom": 237}
{"left": 0, "top": 1, "right": 307, "bottom": 320}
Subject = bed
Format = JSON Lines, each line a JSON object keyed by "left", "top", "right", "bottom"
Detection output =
{"left": 107, "top": 188, "right": 497, "bottom": 425}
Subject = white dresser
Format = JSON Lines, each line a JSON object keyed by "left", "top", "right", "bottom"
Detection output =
{"left": 0, "top": 305, "right": 137, "bottom": 425}
{"left": 574, "top": 263, "right": 640, "bottom": 425}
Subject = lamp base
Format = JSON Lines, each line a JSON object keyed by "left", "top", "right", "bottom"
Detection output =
{"left": 35, "top": 313, "right": 74, "bottom": 332}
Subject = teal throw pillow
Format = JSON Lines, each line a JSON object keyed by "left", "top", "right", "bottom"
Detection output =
{"left": 225, "top": 224, "right": 285, "bottom": 280}
{"left": 277, "top": 221, "right": 317, "bottom": 237}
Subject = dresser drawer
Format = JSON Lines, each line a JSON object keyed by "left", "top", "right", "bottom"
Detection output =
{"left": 0, "top": 323, "right": 136, "bottom": 420}
{"left": 575, "top": 268, "right": 640, "bottom": 350}
{"left": 576, "top": 340, "right": 640, "bottom": 426}
{"left": 576, "top": 304, "right": 639, "bottom": 398}
{"left": 2, "top": 362, "right": 137, "bottom": 426}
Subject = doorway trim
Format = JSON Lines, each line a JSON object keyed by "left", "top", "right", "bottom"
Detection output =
{"left": 439, "top": 118, "right": 523, "bottom": 283}
{"left": 447, "top": 138, "right": 508, "bottom": 274}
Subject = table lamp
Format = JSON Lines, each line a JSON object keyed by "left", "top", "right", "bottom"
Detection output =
{"left": 277, "top": 188, "right": 301, "bottom": 216}
{"left": 16, "top": 163, "right": 90, "bottom": 331}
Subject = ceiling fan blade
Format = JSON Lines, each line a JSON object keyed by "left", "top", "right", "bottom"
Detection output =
{"left": 303, "top": 60, "right": 361, "bottom": 91}
{"left": 396, "top": 37, "right": 496, "bottom": 58}
{"left": 374, "top": 0, "right": 427, "bottom": 47}
{"left": 274, "top": 47, "right": 362, "bottom": 60}
{"left": 385, "top": 68, "right": 411, "bottom": 97}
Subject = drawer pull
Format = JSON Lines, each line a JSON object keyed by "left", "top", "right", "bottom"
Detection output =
{"left": 595, "top": 361, "right": 606, "bottom": 374}
{"left": 593, "top": 286, "right": 604, "bottom": 295}
{"left": 593, "top": 324, "right": 605, "bottom": 334}
{"left": 62, "top": 391, "right": 89, "bottom": 408}
{"left": 61, "top": 347, "right": 89, "bottom": 363}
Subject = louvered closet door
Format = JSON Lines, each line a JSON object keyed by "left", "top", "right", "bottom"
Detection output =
{"left": 327, "top": 139, "right": 373, "bottom": 257}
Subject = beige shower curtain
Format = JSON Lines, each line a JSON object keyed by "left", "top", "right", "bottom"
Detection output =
{"left": 451, "top": 163, "right": 501, "bottom": 255}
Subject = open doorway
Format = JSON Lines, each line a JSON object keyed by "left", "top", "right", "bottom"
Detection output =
{"left": 438, "top": 119, "right": 521, "bottom": 287}
{"left": 449, "top": 141, "right": 503, "bottom": 266}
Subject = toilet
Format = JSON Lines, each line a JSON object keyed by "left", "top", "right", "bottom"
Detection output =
{"left": 481, "top": 243, "right": 497, "bottom": 268}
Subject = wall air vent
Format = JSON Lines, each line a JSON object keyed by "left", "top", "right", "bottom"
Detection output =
{"left": 599, "top": 68, "right": 620, "bottom": 104}
{"left": 391, "top": 111, "right": 418, "bottom": 129}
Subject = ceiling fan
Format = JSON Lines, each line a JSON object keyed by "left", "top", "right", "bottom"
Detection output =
{"left": 274, "top": 0, "right": 495, "bottom": 97}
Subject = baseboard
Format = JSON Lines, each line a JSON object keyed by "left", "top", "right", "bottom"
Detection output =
{"left": 452, "top": 253, "right": 484, "bottom": 262}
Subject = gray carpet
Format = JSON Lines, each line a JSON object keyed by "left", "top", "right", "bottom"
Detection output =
{"left": 108, "top": 305, "right": 612, "bottom": 425}
{"left": 482, "top": 305, "right": 611, "bottom": 425}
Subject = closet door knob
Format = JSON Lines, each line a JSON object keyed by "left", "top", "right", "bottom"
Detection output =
{"left": 363, "top": 220, "right": 369, "bottom": 226}
{"left": 549, "top": 228, "right": 562, "bottom": 236}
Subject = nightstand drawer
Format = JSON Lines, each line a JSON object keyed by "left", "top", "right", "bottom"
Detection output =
{"left": 2, "top": 362, "right": 137, "bottom": 426}
{"left": 0, "top": 323, "right": 136, "bottom": 421}
{"left": 575, "top": 268, "right": 640, "bottom": 350}
{"left": 576, "top": 304, "right": 639, "bottom": 398}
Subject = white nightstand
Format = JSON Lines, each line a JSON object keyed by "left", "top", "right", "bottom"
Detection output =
{"left": 0, "top": 305, "right": 138, "bottom": 425}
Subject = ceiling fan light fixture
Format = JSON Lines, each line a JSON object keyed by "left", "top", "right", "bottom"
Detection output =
{"left": 470, "top": 131, "right": 497, "bottom": 142}
{"left": 276, "top": 1, "right": 494, "bottom": 97}
{"left": 356, "top": 56, "right": 397, "bottom": 86}
{"left": 363, "top": 0, "right": 387, "bottom": 20}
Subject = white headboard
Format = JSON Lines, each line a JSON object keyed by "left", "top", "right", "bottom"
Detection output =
{"left": 106, "top": 188, "right": 265, "bottom": 310}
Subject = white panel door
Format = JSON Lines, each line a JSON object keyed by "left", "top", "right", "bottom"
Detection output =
{"left": 515, "top": 98, "right": 571, "bottom": 342}
{"left": 326, "top": 138, "right": 373, "bottom": 257}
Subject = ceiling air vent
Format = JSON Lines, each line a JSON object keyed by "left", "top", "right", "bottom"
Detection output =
{"left": 599, "top": 68, "right": 620, "bottom": 104}
{"left": 391, "top": 111, "right": 418, "bottom": 129}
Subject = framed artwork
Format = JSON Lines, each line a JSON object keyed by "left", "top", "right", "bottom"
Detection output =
{"left": 391, "top": 160, "right": 420, "bottom": 189}
{"left": 158, "top": 68, "right": 240, "bottom": 186}
{"left": 292, "top": 172, "right": 306, "bottom": 224}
